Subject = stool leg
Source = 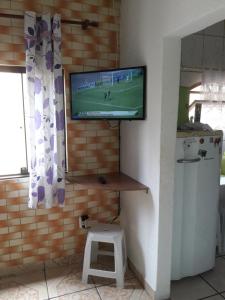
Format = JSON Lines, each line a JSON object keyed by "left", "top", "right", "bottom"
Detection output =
{"left": 82, "top": 239, "right": 92, "bottom": 284}
{"left": 114, "top": 240, "right": 124, "bottom": 288}
{"left": 91, "top": 241, "right": 99, "bottom": 263}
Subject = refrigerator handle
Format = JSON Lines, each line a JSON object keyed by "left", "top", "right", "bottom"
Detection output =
{"left": 177, "top": 158, "right": 201, "bottom": 163}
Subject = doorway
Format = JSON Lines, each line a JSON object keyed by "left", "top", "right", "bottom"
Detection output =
{"left": 170, "top": 20, "right": 225, "bottom": 300}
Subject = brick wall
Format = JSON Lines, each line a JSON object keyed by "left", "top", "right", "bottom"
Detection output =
{"left": 0, "top": 0, "right": 120, "bottom": 269}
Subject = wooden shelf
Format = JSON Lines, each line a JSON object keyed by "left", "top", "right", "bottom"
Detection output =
{"left": 66, "top": 172, "right": 149, "bottom": 193}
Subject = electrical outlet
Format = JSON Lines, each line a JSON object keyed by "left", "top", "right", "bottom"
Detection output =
{"left": 79, "top": 215, "right": 89, "bottom": 229}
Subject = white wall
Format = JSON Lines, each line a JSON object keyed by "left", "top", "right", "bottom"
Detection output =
{"left": 120, "top": 1, "right": 225, "bottom": 299}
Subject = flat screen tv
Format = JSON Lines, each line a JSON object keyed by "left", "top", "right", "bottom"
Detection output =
{"left": 70, "top": 66, "right": 146, "bottom": 120}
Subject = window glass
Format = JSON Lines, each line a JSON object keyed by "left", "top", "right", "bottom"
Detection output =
{"left": 0, "top": 71, "right": 28, "bottom": 176}
{"left": 189, "top": 84, "right": 225, "bottom": 132}
{"left": 0, "top": 67, "right": 67, "bottom": 177}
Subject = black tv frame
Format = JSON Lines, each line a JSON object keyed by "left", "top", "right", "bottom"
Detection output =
{"left": 69, "top": 66, "right": 147, "bottom": 120}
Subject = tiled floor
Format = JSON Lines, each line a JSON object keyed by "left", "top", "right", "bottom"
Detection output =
{"left": 4, "top": 255, "right": 225, "bottom": 300}
{"left": 0, "top": 255, "right": 150, "bottom": 300}
{"left": 171, "top": 256, "right": 225, "bottom": 300}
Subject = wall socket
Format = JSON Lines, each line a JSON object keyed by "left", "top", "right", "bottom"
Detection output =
{"left": 79, "top": 215, "right": 89, "bottom": 229}
{"left": 78, "top": 215, "right": 98, "bottom": 229}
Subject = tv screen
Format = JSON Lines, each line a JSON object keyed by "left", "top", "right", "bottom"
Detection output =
{"left": 70, "top": 66, "right": 146, "bottom": 120}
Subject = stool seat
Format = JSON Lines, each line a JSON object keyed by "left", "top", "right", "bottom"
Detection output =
{"left": 82, "top": 223, "right": 127, "bottom": 288}
{"left": 88, "top": 224, "right": 123, "bottom": 242}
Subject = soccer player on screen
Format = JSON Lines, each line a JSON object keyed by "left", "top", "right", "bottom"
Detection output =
{"left": 107, "top": 90, "right": 111, "bottom": 100}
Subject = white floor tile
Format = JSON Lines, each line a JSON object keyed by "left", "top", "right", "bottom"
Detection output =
{"left": 0, "top": 269, "right": 48, "bottom": 300}
{"left": 46, "top": 263, "right": 94, "bottom": 298}
{"left": 201, "top": 257, "right": 225, "bottom": 292}
{"left": 204, "top": 295, "right": 225, "bottom": 300}
{"left": 171, "top": 276, "right": 215, "bottom": 300}
{"left": 97, "top": 277, "right": 149, "bottom": 300}
{"left": 50, "top": 288, "right": 101, "bottom": 300}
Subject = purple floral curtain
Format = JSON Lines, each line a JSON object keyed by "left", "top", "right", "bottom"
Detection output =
{"left": 24, "top": 12, "right": 65, "bottom": 208}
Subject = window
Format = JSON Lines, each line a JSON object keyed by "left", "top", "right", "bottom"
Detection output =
{"left": 0, "top": 66, "right": 29, "bottom": 177}
{"left": 0, "top": 66, "right": 67, "bottom": 177}
{"left": 189, "top": 84, "right": 204, "bottom": 122}
{"left": 188, "top": 83, "right": 225, "bottom": 132}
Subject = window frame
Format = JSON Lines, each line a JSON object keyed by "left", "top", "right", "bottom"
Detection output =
{"left": 0, "top": 65, "right": 68, "bottom": 179}
{"left": 0, "top": 66, "right": 28, "bottom": 178}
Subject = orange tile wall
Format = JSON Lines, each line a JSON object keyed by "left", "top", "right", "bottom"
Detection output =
{"left": 0, "top": 0, "right": 120, "bottom": 269}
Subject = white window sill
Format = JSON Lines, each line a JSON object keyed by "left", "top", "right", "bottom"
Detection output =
{"left": 0, "top": 174, "right": 29, "bottom": 180}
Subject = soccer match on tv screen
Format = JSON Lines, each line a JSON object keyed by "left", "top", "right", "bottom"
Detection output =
{"left": 70, "top": 67, "right": 145, "bottom": 120}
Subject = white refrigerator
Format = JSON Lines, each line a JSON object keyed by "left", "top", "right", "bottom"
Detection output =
{"left": 171, "top": 132, "right": 222, "bottom": 280}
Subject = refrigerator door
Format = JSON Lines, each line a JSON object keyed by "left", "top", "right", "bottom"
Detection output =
{"left": 189, "top": 136, "right": 221, "bottom": 274}
{"left": 171, "top": 135, "right": 221, "bottom": 280}
{"left": 172, "top": 137, "right": 200, "bottom": 280}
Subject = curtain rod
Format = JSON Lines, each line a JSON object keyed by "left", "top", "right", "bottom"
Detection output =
{"left": 0, "top": 12, "right": 98, "bottom": 30}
